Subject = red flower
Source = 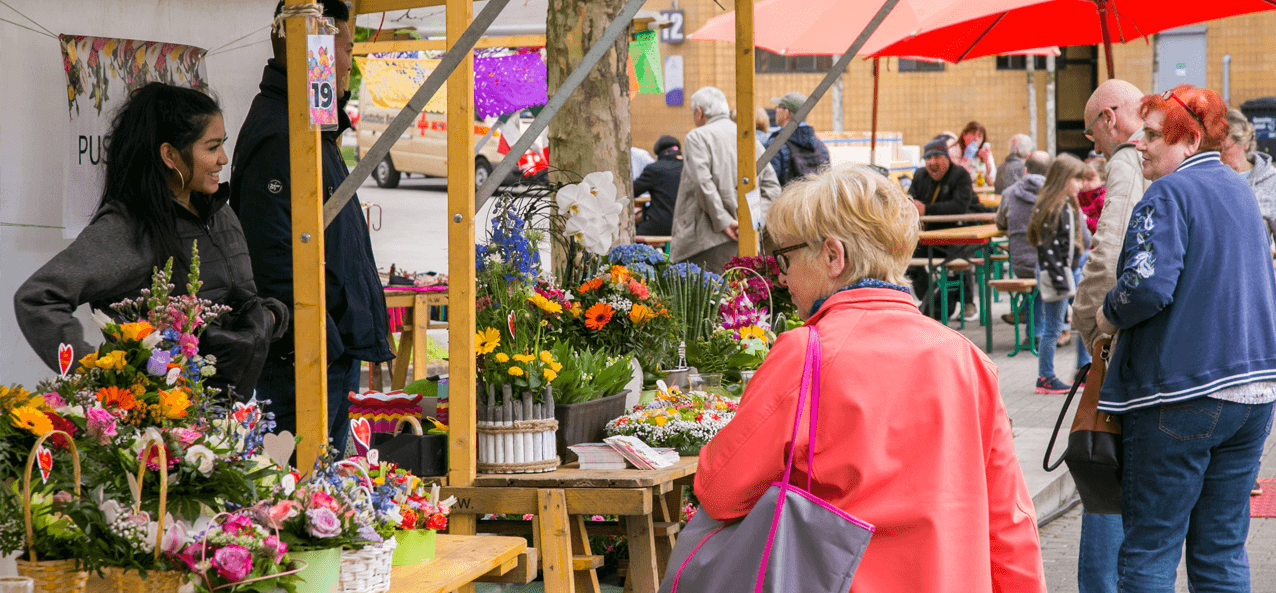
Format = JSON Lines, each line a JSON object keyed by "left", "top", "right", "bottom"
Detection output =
{"left": 399, "top": 508, "right": 419, "bottom": 530}
{"left": 46, "top": 414, "right": 78, "bottom": 450}
{"left": 425, "top": 513, "right": 448, "bottom": 531}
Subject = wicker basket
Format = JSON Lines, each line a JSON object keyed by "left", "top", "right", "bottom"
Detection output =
{"left": 104, "top": 441, "right": 184, "bottom": 593}
{"left": 339, "top": 537, "right": 398, "bottom": 593}
{"left": 477, "top": 385, "right": 560, "bottom": 474}
{"left": 17, "top": 430, "right": 88, "bottom": 593}
{"left": 102, "top": 567, "right": 187, "bottom": 593}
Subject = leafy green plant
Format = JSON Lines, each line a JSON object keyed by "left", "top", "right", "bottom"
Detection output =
{"left": 653, "top": 263, "right": 725, "bottom": 346}
{"left": 547, "top": 342, "right": 632, "bottom": 404}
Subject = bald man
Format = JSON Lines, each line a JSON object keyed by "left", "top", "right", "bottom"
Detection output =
{"left": 1070, "top": 78, "right": 1150, "bottom": 593}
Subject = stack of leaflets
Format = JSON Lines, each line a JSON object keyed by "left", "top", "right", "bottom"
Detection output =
{"left": 568, "top": 436, "right": 680, "bottom": 470}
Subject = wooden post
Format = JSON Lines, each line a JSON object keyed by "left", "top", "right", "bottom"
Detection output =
{"left": 446, "top": 0, "right": 479, "bottom": 569}
{"left": 735, "top": 0, "right": 757, "bottom": 257}
{"left": 286, "top": 0, "right": 328, "bottom": 472}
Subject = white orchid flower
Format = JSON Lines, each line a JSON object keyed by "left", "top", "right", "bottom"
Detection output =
{"left": 556, "top": 182, "right": 591, "bottom": 217}
{"left": 141, "top": 331, "right": 162, "bottom": 349}
{"left": 90, "top": 309, "right": 113, "bottom": 330}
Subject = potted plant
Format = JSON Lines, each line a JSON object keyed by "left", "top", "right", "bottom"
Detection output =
{"left": 545, "top": 342, "right": 633, "bottom": 462}
{"left": 605, "top": 387, "right": 739, "bottom": 456}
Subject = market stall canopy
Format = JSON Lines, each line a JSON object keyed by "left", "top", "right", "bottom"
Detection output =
{"left": 861, "top": 0, "right": 1276, "bottom": 65}
{"left": 684, "top": 0, "right": 1029, "bottom": 56}
{"left": 355, "top": 0, "right": 668, "bottom": 37}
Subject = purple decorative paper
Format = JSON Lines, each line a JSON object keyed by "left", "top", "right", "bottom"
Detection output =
{"left": 474, "top": 53, "right": 547, "bottom": 119}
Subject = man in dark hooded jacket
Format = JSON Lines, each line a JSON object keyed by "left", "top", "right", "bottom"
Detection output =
{"left": 230, "top": 0, "right": 393, "bottom": 453}
{"left": 635, "top": 135, "right": 682, "bottom": 236}
{"left": 766, "top": 92, "right": 830, "bottom": 186}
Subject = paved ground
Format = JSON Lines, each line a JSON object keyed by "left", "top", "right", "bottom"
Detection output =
{"left": 357, "top": 178, "right": 1276, "bottom": 591}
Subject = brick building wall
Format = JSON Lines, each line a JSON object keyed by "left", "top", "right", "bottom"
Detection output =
{"left": 629, "top": 0, "right": 1276, "bottom": 161}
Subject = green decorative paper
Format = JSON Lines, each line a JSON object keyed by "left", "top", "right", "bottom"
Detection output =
{"left": 629, "top": 31, "right": 664, "bottom": 94}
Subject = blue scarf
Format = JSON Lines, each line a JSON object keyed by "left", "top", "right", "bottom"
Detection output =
{"left": 809, "top": 278, "right": 911, "bottom": 318}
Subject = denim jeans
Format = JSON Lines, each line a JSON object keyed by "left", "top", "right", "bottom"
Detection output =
{"left": 1036, "top": 265, "right": 1092, "bottom": 379}
{"left": 1118, "top": 399, "right": 1275, "bottom": 593}
{"left": 1079, "top": 511, "right": 1123, "bottom": 593}
{"left": 256, "top": 354, "right": 362, "bottom": 459}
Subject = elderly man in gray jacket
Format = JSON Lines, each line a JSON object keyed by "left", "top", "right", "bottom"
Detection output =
{"left": 1070, "top": 78, "right": 1150, "bottom": 593}
{"left": 670, "top": 86, "right": 781, "bottom": 272}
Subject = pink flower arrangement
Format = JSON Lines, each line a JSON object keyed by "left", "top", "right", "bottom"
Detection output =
{"left": 174, "top": 511, "right": 299, "bottom": 592}
{"left": 305, "top": 507, "right": 341, "bottom": 539}
{"left": 212, "top": 544, "right": 252, "bottom": 581}
{"left": 85, "top": 406, "right": 119, "bottom": 444}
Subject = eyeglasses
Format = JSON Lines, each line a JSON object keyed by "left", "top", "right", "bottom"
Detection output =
{"left": 1162, "top": 89, "right": 1206, "bottom": 131}
{"left": 772, "top": 242, "right": 809, "bottom": 274}
{"left": 1084, "top": 106, "right": 1117, "bottom": 141}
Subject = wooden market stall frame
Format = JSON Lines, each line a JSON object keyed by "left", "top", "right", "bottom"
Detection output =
{"left": 286, "top": 0, "right": 903, "bottom": 590}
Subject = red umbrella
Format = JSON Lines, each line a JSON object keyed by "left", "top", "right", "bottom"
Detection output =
{"left": 863, "top": 0, "right": 1276, "bottom": 78}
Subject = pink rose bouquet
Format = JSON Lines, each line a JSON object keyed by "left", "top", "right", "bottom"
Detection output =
{"left": 174, "top": 511, "right": 302, "bottom": 593}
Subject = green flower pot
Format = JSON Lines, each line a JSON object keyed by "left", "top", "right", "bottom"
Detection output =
{"left": 392, "top": 529, "right": 436, "bottom": 566}
{"left": 291, "top": 547, "right": 342, "bottom": 593}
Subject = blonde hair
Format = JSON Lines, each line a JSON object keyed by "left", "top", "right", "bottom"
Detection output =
{"left": 1227, "top": 107, "right": 1257, "bottom": 156}
{"left": 766, "top": 165, "right": 919, "bottom": 286}
{"left": 754, "top": 106, "right": 771, "bottom": 135}
{"left": 1027, "top": 153, "right": 1087, "bottom": 248}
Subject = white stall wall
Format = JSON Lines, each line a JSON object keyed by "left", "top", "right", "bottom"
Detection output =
{"left": 1, "top": 0, "right": 276, "bottom": 387}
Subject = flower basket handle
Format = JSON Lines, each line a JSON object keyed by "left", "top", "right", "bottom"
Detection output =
{"left": 335, "top": 459, "right": 376, "bottom": 502}
{"left": 22, "top": 430, "right": 82, "bottom": 564}
{"left": 393, "top": 416, "right": 424, "bottom": 436}
{"left": 134, "top": 440, "right": 169, "bottom": 562}
{"left": 196, "top": 511, "right": 308, "bottom": 591}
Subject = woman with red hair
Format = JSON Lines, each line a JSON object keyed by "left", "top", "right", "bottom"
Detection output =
{"left": 1095, "top": 84, "right": 1276, "bottom": 591}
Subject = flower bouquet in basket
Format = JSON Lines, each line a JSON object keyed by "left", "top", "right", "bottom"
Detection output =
{"left": 605, "top": 386, "right": 738, "bottom": 456}
{"left": 172, "top": 512, "right": 303, "bottom": 593}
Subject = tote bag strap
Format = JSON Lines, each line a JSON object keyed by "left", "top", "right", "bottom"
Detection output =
{"left": 756, "top": 326, "right": 821, "bottom": 593}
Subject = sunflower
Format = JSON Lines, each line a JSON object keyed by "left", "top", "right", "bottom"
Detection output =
{"left": 628, "top": 304, "right": 655, "bottom": 324}
{"left": 97, "top": 385, "right": 138, "bottom": 411}
{"left": 475, "top": 327, "right": 501, "bottom": 355}
{"left": 528, "top": 294, "right": 563, "bottom": 315}
{"left": 738, "top": 325, "right": 768, "bottom": 343}
{"left": 584, "top": 303, "right": 615, "bottom": 330}
{"left": 10, "top": 405, "right": 53, "bottom": 436}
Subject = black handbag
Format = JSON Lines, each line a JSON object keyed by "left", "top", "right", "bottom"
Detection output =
{"left": 1043, "top": 339, "right": 1122, "bottom": 515}
{"left": 372, "top": 417, "right": 448, "bottom": 477}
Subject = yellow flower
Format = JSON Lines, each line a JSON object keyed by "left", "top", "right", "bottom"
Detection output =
{"left": 475, "top": 328, "right": 501, "bottom": 355}
{"left": 158, "top": 388, "right": 191, "bottom": 419}
{"left": 543, "top": 369, "right": 558, "bottom": 382}
{"left": 569, "top": 303, "right": 583, "bottom": 318}
{"left": 118, "top": 321, "right": 155, "bottom": 343}
{"left": 539, "top": 351, "right": 554, "bottom": 364}
{"left": 628, "top": 304, "right": 655, "bottom": 324}
{"left": 494, "top": 353, "right": 510, "bottom": 363}
{"left": 550, "top": 362, "right": 563, "bottom": 373}
{"left": 654, "top": 416, "right": 668, "bottom": 427}
{"left": 507, "top": 366, "right": 525, "bottom": 377}
{"left": 738, "top": 325, "right": 768, "bottom": 343}
{"left": 95, "top": 350, "right": 128, "bottom": 371}
{"left": 78, "top": 352, "right": 99, "bottom": 369}
{"left": 512, "top": 353, "right": 535, "bottom": 363}
{"left": 10, "top": 406, "right": 53, "bottom": 436}
{"left": 609, "top": 265, "right": 630, "bottom": 284}
{"left": 528, "top": 294, "right": 563, "bottom": 315}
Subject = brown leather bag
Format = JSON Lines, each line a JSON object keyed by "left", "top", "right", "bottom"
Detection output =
{"left": 1044, "top": 338, "right": 1122, "bottom": 514}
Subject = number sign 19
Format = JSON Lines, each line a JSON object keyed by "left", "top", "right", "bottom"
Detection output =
{"left": 307, "top": 33, "right": 338, "bottom": 129}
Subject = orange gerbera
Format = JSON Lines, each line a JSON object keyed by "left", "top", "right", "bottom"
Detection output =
{"left": 97, "top": 385, "right": 138, "bottom": 411}
{"left": 584, "top": 303, "right": 615, "bottom": 330}
{"left": 629, "top": 304, "right": 655, "bottom": 324}
{"left": 578, "top": 278, "right": 604, "bottom": 293}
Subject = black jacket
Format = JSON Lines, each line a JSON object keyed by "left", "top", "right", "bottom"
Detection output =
{"left": 909, "top": 162, "right": 978, "bottom": 227}
{"left": 230, "top": 60, "right": 393, "bottom": 364}
{"left": 14, "top": 184, "right": 288, "bottom": 397}
{"left": 767, "top": 124, "right": 830, "bottom": 186}
{"left": 634, "top": 153, "right": 682, "bottom": 236}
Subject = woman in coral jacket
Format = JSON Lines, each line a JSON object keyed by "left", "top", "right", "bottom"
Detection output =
{"left": 694, "top": 166, "right": 1046, "bottom": 592}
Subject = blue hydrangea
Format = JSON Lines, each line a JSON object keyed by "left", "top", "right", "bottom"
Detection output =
{"left": 608, "top": 243, "right": 665, "bottom": 267}
{"left": 663, "top": 262, "right": 723, "bottom": 287}
{"left": 628, "top": 262, "right": 657, "bottom": 280}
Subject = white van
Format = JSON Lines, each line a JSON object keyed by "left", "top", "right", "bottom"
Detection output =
{"left": 355, "top": 97, "right": 520, "bottom": 189}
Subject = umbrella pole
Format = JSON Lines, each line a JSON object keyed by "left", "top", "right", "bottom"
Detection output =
{"left": 1096, "top": 0, "right": 1116, "bottom": 79}
{"left": 871, "top": 57, "right": 880, "bottom": 166}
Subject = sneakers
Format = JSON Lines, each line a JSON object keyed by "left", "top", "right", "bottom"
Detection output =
{"left": 962, "top": 302, "right": 979, "bottom": 321}
{"left": 1035, "top": 376, "right": 1071, "bottom": 394}
{"left": 1255, "top": 481, "right": 1265, "bottom": 496}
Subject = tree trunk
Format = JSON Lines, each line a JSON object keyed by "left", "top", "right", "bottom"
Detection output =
{"left": 546, "top": 0, "right": 633, "bottom": 271}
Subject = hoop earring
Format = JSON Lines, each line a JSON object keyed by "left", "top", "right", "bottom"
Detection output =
{"left": 173, "top": 168, "right": 186, "bottom": 190}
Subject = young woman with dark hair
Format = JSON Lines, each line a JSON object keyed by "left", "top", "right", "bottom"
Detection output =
{"left": 15, "top": 82, "right": 288, "bottom": 400}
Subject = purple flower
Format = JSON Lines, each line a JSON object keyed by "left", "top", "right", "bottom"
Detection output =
{"left": 213, "top": 544, "right": 253, "bottom": 582}
{"left": 147, "top": 349, "right": 172, "bottom": 376}
{"left": 262, "top": 535, "right": 287, "bottom": 563}
{"left": 305, "top": 507, "right": 341, "bottom": 538}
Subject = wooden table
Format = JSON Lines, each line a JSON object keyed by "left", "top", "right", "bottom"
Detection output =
{"left": 980, "top": 194, "right": 1001, "bottom": 209}
{"left": 974, "top": 185, "right": 996, "bottom": 194}
{"left": 920, "top": 212, "right": 996, "bottom": 225}
{"left": 377, "top": 288, "right": 449, "bottom": 390}
{"left": 389, "top": 534, "right": 532, "bottom": 593}
{"left": 443, "top": 457, "right": 699, "bottom": 593}
{"left": 918, "top": 224, "right": 1007, "bottom": 352}
{"left": 634, "top": 235, "right": 673, "bottom": 256}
